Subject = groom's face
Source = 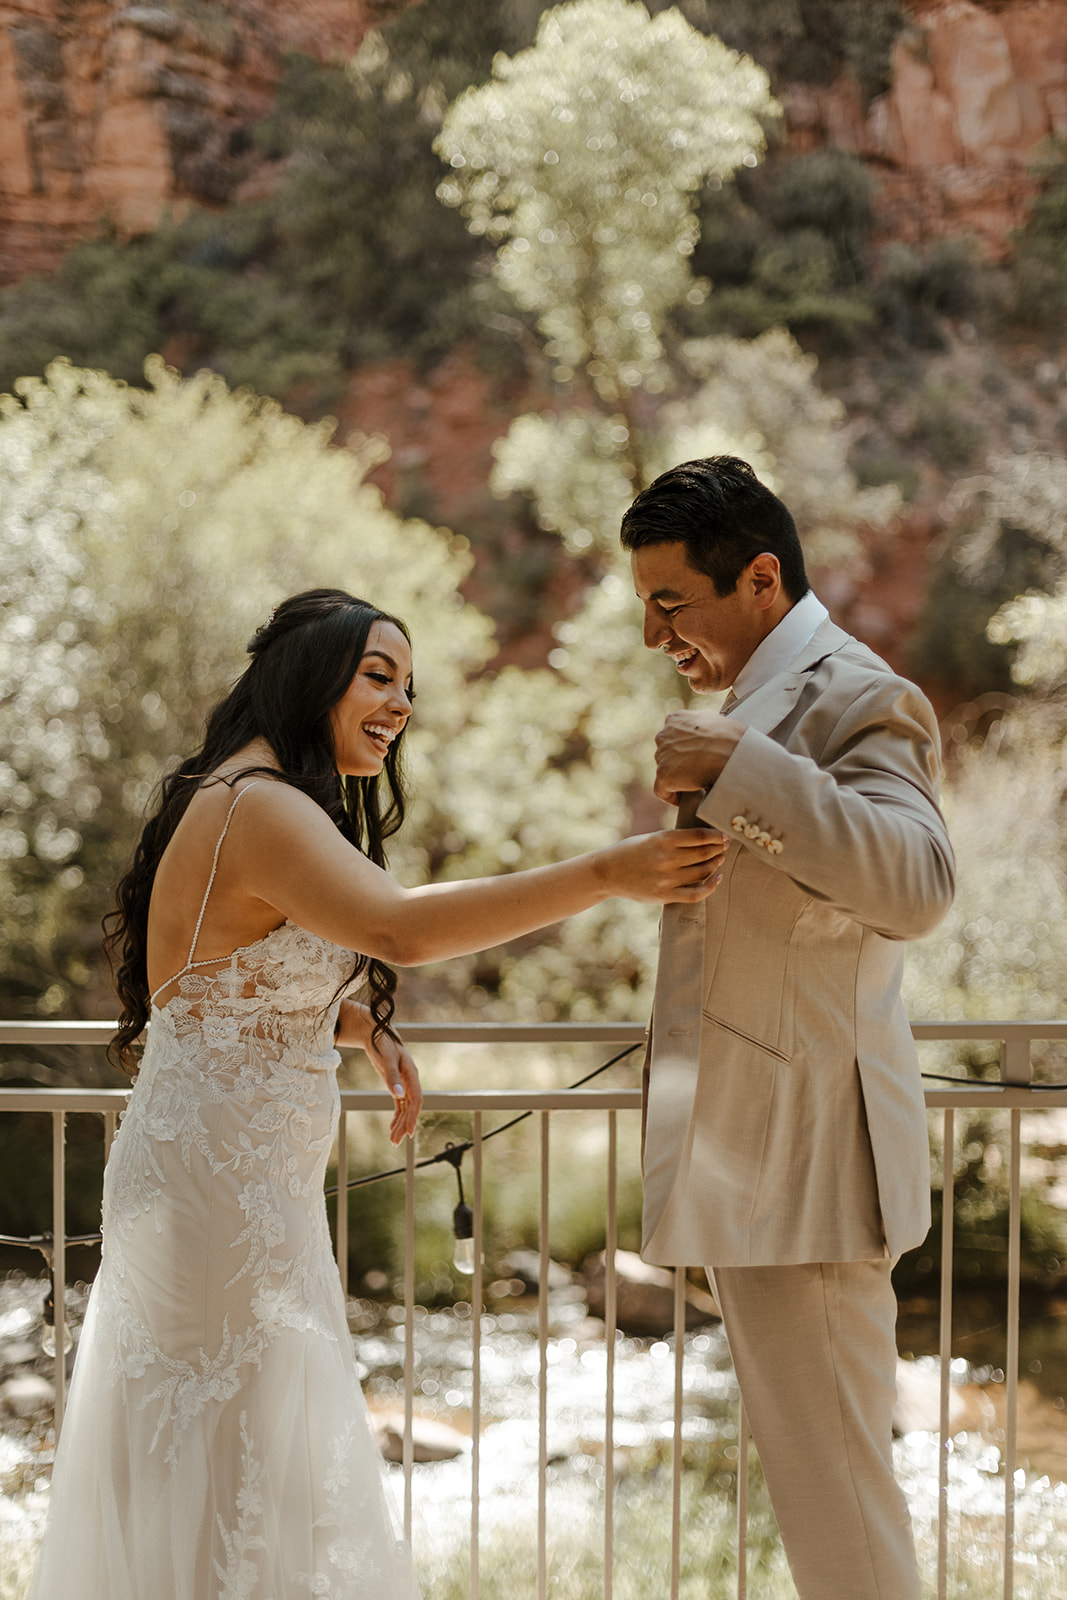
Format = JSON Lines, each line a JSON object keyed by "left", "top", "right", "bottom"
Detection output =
{"left": 630, "top": 540, "right": 767, "bottom": 694}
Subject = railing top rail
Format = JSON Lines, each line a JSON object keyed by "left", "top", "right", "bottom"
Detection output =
{"left": 6, "top": 1019, "right": 1067, "bottom": 1047}
{"left": 909, "top": 1020, "right": 1067, "bottom": 1040}
{"left": 0, "top": 1087, "right": 649, "bottom": 1113}
{"left": 7, "top": 1018, "right": 1067, "bottom": 1110}
{"left": 0, "top": 1021, "right": 648, "bottom": 1046}
{"left": 2, "top": 1085, "right": 1067, "bottom": 1113}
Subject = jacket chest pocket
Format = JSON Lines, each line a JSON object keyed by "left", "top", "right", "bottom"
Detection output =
{"left": 701, "top": 1011, "right": 791, "bottom": 1066}
{"left": 703, "top": 855, "right": 807, "bottom": 1061}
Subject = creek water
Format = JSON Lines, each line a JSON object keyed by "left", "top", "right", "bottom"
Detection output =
{"left": 3, "top": 1273, "right": 1067, "bottom": 1598}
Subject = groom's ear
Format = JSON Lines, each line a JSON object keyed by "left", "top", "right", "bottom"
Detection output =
{"left": 744, "top": 553, "right": 782, "bottom": 612}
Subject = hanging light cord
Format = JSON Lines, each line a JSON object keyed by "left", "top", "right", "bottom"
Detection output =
{"left": 1, "top": 1045, "right": 1061, "bottom": 1258}
{"left": 324, "top": 1040, "right": 642, "bottom": 1197}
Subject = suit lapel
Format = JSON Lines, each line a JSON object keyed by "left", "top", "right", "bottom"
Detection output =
{"left": 723, "top": 618, "right": 850, "bottom": 738}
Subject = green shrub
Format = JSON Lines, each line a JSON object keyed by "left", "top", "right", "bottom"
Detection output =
{"left": 874, "top": 239, "right": 983, "bottom": 349}
{"left": 1009, "top": 137, "right": 1067, "bottom": 327}
{"left": 653, "top": 0, "right": 906, "bottom": 103}
{"left": 910, "top": 378, "right": 985, "bottom": 472}
{"left": 762, "top": 149, "right": 874, "bottom": 283}
{"left": 848, "top": 435, "right": 921, "bottom": 500}
{"left": 684, "top": 149, "right": 878, "bottom": 343}
{"left": 906, "top": 519, "right": 1064, "bottom": 698}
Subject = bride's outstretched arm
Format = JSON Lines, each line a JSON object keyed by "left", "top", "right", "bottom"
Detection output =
{"left": 231, "top": 781, "right": 726, "bottom": 967}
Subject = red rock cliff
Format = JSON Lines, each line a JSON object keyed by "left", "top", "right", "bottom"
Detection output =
{"left": 0, "top": 0, "right": 409, "bottom": 283}
{"left": 785, "top": 0, "right": 1067, "bottom": 256}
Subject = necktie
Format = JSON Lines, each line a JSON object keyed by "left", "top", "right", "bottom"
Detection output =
{"left": 641, "top": 791, "right": 707, "bottom": 1192}
{"left": 646, "top": 796, "right": 706, "bottom": 1075}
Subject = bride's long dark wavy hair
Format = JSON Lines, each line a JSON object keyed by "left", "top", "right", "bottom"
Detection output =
{"left": 104, "top": 589, "right": 411, "bottom": 1074}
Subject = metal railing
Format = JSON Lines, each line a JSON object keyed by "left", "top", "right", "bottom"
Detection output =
{"left": 3, "top": 1017, "right": 1067, "bottom": 1600}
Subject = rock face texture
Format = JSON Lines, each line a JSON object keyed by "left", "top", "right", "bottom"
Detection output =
{"left": 0, "top": 1, "right": 1062, "bottom": 284}
{"left": 786, "top": 0, "right": 1067, "bottom": 256}
{"left": 0, "top": 0, "right": 405, "bottom": 283}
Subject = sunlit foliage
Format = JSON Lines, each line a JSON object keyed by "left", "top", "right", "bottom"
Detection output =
{"left": 903, "top": 452, "right": 1067, "bottom": 1049}
{"left": 0, "top": 359, "right": 493, "bottom": 1020}
{"left": 971, "top": 455, "right": 1067, "bottom": 691}
{"left": 904, "top": 714, "right": 1067, "bottom": 1035}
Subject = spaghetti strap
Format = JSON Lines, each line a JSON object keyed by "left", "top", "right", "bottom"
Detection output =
{"left": 149, "top": 781, "right": 263, "bottom": 1004}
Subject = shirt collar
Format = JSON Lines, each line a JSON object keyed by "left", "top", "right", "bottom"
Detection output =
{"left": 730, "top": 589, "right": 829, "bottom": 703}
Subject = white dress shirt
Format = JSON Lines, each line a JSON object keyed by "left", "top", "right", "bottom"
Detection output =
{"left": 729, "top": 588, "right": 828, "bottom": 705}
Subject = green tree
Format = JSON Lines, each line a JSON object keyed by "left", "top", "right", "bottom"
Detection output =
{"left": 656, "top": 0, "right": 906, "bottom": 104}
{"left": 978, "top": 455, "right": 1067, "bottom": 693}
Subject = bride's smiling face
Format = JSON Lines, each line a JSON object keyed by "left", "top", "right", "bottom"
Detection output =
{"left": 329, "top": 620, "right": 414, "bottom": 778}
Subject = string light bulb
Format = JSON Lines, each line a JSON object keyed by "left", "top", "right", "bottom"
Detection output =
{"left": 442, "top": 1142, "right": 478, "bottom": 1277}
{"left": 452, "top": 1200, "right": 475, "bottom": 1275}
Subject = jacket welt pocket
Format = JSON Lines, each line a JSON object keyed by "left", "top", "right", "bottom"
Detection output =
{"left": 703, "top": 1011, "right": 791, "bottom": 1066}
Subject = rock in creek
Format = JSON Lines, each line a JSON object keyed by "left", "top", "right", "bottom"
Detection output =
{"left": 582, "top": 1250, "right": 719, "bottom": 1337}
{"left": 372, "top": 1410, "right": 469, "bottom": 1464}
{"left": 0, "top": 1374, "right": 55, "bottom": 1419}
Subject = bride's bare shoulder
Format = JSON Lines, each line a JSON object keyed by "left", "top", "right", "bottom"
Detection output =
{"left": 204, "top": 763, "right": 333, "bottom": 838}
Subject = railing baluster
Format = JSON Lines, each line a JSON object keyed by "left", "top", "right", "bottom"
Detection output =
{"left": 605, "top": 1111, "right": 617, "bottom": 1600}
{"left": 51, "top": 1110, "right": 66, "bottom": 1433}
{"left": 403, "top": 1133, "right": 415, "bottom": 1544}
{"left": 737, "top": 1402, "right": 748, "bottom": 1600}
{"left": 937, "top": 1107, "right": 955, "bottom": 1600}
{"left": 1004, "top": 1108, "right": 1021, "bottom": 1600}
{"left": 671, "top": 1267, "right": 685, "bottom": 1600}
{"left": 335, "top": 1109, "right": 348, "bottom": 1294}
{"left": 471, "top": 1112, "right": 483, "bottom": 1600}
{"left": 538, "top": 1112, "right": 550, "bottom": 1600}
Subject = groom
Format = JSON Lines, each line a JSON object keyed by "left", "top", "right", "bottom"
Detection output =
{"left": 622, "top": 456, "right": 954, "bottom": 1599}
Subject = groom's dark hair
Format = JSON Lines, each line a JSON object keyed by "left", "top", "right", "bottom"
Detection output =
{"left": 620, "top": 455, "right": 810, "bottom": 602}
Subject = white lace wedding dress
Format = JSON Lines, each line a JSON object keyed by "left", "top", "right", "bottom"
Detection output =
{"left": 31, "top": 786, "right": 417, "bottom": 1600}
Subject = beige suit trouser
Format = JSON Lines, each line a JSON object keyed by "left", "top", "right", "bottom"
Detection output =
{"left": 707, "top": 1259, "right": 920, "bottom": 1600}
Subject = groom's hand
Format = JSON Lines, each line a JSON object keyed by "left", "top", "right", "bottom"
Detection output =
{"left": 654, "top": 711, "right": 744, "bottom": 806}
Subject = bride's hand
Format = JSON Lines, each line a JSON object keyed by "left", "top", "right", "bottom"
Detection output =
{"left": 367, "top": 1030, "right": 422, "bottom": 1146}
{"left": 600, "top": 826, "right": 728, "bottom": 904}
{"left": 335, "top": 1001, "right": 423, "bottom": 1144}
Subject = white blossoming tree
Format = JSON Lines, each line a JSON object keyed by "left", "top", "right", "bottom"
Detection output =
{"left": 431, "top": 0, "right": 900, "bottom": 1017}
{"left": 436, "top": 0, "right": 774, "bottom": 412}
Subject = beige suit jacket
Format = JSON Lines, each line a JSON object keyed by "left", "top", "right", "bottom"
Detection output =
{"left": 641, "top": 618, "right": 955, "bottom": 1268}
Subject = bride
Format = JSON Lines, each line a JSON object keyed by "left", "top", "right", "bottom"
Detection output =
{"left": 30, "top": 588, "right": 725, "bottom": 1600}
